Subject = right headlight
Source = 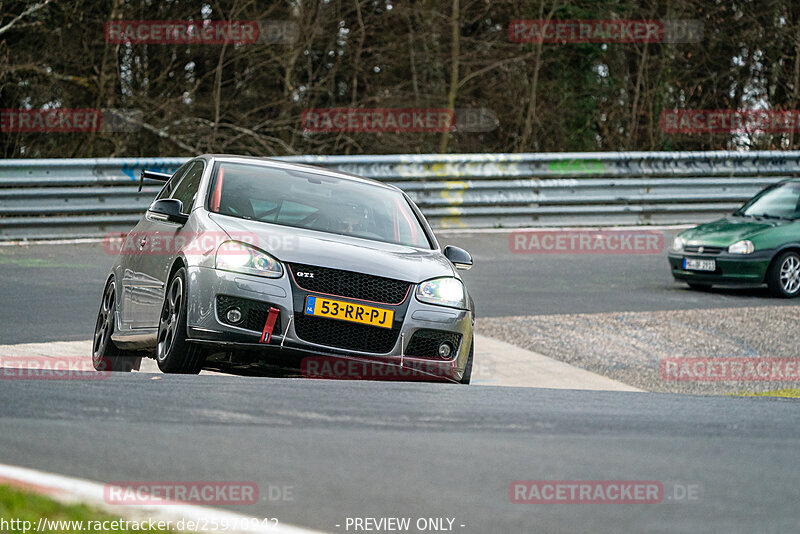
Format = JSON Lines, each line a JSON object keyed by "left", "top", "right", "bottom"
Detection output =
{"left": 215, "top": 241, "right": 283, "bottom": 278}
{"left": 415, "top": 277, "right": 467, "bottom": 309}
{"left": 728, "top": 240, "right": 755, "bottom": 254}
{"left": 672, "top": 236, "right": 685, "bottom": 252}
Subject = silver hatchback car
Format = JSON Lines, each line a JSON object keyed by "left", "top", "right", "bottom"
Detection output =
{"left": 92, "top": 155, "right": 475, "bottom": 383}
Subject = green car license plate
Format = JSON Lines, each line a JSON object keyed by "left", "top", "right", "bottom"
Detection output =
{"left": 683, "top": 258, "right": 715, "bottom": 271}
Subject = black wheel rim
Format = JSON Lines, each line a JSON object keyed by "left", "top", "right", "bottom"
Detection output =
{"left": 92, "top": 281, "right": 115, "bottom": 364}
{"left": 157, "top": 276, "right": 183, "bottom": 362}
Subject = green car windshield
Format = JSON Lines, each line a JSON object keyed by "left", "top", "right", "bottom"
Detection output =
{"left": 207, "top": 161, "right": 432, "bottom": 249}
{"left": 736, "top": 182, "right": 800, "bottom": 220}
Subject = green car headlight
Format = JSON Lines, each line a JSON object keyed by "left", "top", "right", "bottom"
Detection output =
{"left": 215, "top": 241, "right": 283, "bottom": 278}
{"left": 728, "top": 240, "right": 755, "bottom": 254}
{"left": 415, "top": 277, "right": 467, "bottom": 309}
{"left": 672, "top": 236, "right": 685, "bottom": 252}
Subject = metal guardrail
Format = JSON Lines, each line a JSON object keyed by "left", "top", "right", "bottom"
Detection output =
{"left": 1, "top": 151, "right": 799, "bottom": 240}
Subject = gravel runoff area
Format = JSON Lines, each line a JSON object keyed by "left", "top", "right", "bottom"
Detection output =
{"left": 477, "top": 305, "right": 800, "bottom": 395}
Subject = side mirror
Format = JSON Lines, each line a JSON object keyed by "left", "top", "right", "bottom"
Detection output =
{"left": 443, "top": 245, "right": 473, "bottom": 270}
{"left": 148, "top": 198, "right": 189, "bottom": 225}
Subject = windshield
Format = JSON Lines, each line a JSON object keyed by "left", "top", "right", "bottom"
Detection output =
{"left": 736, "top": 182, "right": 800, "bottom": 220}
{"left": 207, "top": 161, "right": 431, "bottom": 248}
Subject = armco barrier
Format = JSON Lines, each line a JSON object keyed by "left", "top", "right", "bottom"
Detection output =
{"left": 0, "top": 151, "right": 798, "bottom": 240}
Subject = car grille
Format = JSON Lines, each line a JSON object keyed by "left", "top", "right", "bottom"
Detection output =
{"left": 683, "top": 245, "right": 725, "bottom": 255}
{"left": 405, "top": 329, "right": 462, "bottom": 359}
{"left": 216, "top": 295, "right": 280, "bottom": 333}
{"left": 294, "top": 314, "right": 399, "bottom": 354}
{"left": 288, "top": 263, "right": 411, "bottom": 304}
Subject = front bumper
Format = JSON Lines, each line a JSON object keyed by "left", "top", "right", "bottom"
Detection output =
{"left": 667, "top": 249, "right": 773, "bottom": 285}
{"left": 184, "top": 266, "right": 473, "bottom": 382}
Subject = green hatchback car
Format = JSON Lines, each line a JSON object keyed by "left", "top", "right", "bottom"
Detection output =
{"left": 668, "top": 179, "right": 800, "bottom": 297}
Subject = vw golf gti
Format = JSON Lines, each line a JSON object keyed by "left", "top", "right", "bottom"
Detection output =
{"left": 92, "top": 156, "right": 475, "bottom": 382}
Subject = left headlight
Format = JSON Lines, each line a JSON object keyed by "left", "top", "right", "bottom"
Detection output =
{"left": 728, "top": 240, "right": 755, "bottom": 254}
{"left": 415, "top": 277, "right": 467, "bottom": 309}
{"left": 215, "top": 241, "right": 283, "bottom": 278}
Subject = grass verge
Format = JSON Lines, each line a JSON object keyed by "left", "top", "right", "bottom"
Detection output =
{"left": 0, "top": 483, "right": 175, "bottom": 532}
{"left": 736, "top": 388, "right": 800, "bottom": 398}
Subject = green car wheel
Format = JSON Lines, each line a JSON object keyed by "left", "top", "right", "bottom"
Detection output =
{"left": 767, "top": 251, "right": 800, "bottom": 298}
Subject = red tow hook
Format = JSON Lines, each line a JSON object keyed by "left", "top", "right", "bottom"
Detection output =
{"left": 260, "top": 307, "right": 280, "bottom": 344}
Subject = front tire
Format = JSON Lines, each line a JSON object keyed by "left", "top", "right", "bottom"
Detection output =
{"left": 768, "top": 251, "right": 800, "bottom": 298}
{"left": 92, "top": 278, "right": 141, "bottom": 372}
{"left": 156, "top": 267, "right": 206, "bottom": 373}
{"left": 459, "top": 336, "right": 474, "bottom": 384}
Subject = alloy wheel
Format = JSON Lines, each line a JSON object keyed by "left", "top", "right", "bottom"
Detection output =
{"left": 157, "top": 276, "right": 183, "bottom": 361}
{"left": 780, "top": 255, "right": 800, "bottom": 295}
{"left": 92, "top": 281, "right": 115, "bottom": 364}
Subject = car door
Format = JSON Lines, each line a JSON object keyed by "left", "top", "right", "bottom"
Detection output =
{"left": 132, "top": 159, "right": 206, "bottom": 329}
{"left": 121, "top": 161, "right": 193, "bottom": 330}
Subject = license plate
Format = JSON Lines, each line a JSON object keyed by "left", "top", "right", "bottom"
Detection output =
{"left": 683, "top": 258, "right": 716, "bottom": 271}
{"left": 304, "top": 296, "right": 394, "bottom": 329}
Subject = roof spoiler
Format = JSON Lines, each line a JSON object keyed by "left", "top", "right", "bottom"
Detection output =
{"left": 138, "top": 169, "right": 172, "bottom": 192}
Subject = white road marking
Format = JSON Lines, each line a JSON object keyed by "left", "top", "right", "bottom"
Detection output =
{"left": 0, "top": 462, "right": 322, "bottom": 534}
{"left": 472, "top": 334, "right": 642, "bottom": 391}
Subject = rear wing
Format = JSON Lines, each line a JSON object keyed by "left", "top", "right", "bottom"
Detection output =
{"left": 138, "top": 169, "right": 172, "bottom": 192}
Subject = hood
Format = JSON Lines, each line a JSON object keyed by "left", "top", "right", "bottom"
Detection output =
{"left": 679, "top": 216, "right": 785, "bottom": 246}
{"left": 210, "top": 214, "right": 454, "bottom": 283}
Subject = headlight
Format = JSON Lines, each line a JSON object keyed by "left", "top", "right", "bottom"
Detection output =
{"left": 415, "top": 277, "right": 467, "bottom": 309}
{"left": 728, "top": 240, "right": 755, "bottom": 254}
{"left": 215, "top": 241, "right": 283, "bottom": 278}
{"left": 672, "top": 236, "right": 684, "bottom": 252}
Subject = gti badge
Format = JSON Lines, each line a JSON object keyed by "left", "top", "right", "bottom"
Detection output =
{"left": 297, "top": 272, "right": 314, "bottom": 278}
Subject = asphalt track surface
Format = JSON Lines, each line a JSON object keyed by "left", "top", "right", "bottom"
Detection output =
{"left": 1, "top": 231, "right": 799, "bottom": 533}
{"left": 1, "top": 376, "right": 799, "bottom": 534}
{"left": 0, "top": 230, "right": 796, "bottom": 345}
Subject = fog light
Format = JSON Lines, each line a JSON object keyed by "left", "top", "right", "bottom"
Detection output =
{"left": 438, "top": 342, "right": 453, "bottom": 358}
{"left": 226, "top": 308, "right": 243, "bottom": 324}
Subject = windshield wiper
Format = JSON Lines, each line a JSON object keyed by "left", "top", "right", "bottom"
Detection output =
{"left": 749, "top": 213, "right": 793, "bottom": 221}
